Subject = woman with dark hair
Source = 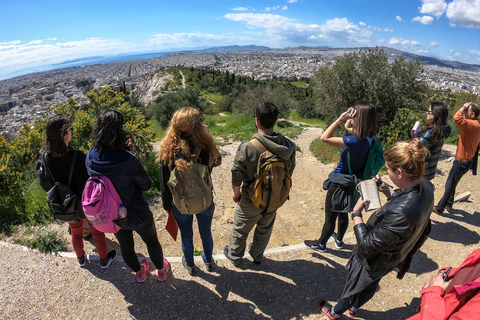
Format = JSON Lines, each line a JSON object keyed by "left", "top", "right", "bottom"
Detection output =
{"left": 319, "top": 139, "right": 434, "bottom": 319}
{"left": 42, "top": 115, "right": 116, "bottom": 268}
{"left": 305, "top": 102, "right": 379, "bottom": 252}
{"left": 158, "top": 107, "right": 222, "bottom": 275}
{"left": 86, "top": 109, "right": 169, "bottom": 283}
{"left": 419, "top": 101, "right": 451, "bottom": 180}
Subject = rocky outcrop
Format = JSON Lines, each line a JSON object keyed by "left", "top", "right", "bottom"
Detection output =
{"left": 131, "top": 71, "right": 173, "bottom": 106}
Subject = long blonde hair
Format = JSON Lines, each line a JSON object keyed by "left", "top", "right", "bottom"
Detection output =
{"left": 158, "top": 108, "right": 221, "bottom": 171}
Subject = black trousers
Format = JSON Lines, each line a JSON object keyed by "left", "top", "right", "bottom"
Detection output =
{"left": 319, "top": 183, "right": 350, "bottom": 245}
{"left": 114, "top": 219, "right": 164, "bottom": 272}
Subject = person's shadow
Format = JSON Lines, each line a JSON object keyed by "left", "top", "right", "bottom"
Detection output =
{"left": 442, "top": 208, "right": 480, "bottom": 228}
{"left": 82, "top": 250, "right": 356, "bottom": 319}
{"left": 430, "top": 218, "right": 480, "bottom": 244}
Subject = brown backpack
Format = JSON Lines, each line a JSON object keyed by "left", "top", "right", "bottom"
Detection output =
{"left": 248, "top": 139, "right": 292, "bottom": 213}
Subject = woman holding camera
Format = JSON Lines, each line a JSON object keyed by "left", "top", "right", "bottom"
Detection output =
{"left": 319, "top": 139, "right": 434, "bottom": 319}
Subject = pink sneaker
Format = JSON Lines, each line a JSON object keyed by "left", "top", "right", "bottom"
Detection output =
{"left": 157, "top": 258, "right": 170, "bottom": 282}
{"left": 136, "top": 259, "right": 149, "bottom": 283}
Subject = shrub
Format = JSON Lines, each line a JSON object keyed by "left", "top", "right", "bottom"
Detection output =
{"left": 23, "top": 179, "right": 54, "bottom": 225}
{"left": 34, "top": 231, "right": 67, "bottom": 253}
{"left": 378, "top": 108, "right": 418, "bottom": 150}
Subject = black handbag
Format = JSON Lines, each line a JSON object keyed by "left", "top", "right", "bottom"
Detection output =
{"left": 45, "top": 151, "right": 85, "bottom": 222}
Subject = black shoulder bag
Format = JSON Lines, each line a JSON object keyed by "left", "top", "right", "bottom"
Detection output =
{"left": 45, "top": 151, "right": 85, "bottom": 222}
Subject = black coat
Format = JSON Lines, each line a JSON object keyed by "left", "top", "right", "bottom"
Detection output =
{"left": 353, "top": 180, "right": 434, "bottom": 277}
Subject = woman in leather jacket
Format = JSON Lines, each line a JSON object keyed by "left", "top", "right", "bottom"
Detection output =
{"left": 319, "top": 139, "right": 434, "bottom": 319}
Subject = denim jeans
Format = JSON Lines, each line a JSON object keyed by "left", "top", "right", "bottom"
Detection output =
{"left": 437, "top": 159, "right": 473, "bottom": 212}
{"left": 173, "top": 202, "right": 215, "bottom": 267}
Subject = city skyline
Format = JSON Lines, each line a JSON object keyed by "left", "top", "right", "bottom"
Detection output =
{"left": 1, "top": 0, "right": 480, "bottom": 80}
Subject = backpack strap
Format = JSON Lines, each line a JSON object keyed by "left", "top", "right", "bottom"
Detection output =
{"left": 68, "top": 150, "right": 77, "bottom": 185}
{"left": 42, "top": 152, "right": 56, "bottom": 185}
{"left": 249, "top": 138, "right": 267, "bottom": 155}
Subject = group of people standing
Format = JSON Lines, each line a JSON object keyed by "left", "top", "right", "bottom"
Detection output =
{"left": 40, "top": 99, "right": 480, "bottom": 319}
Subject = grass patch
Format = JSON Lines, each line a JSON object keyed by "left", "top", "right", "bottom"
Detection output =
{"left": 12, "top": 230, "right": 67, "bottom": 253}
{"left": 201, "top": 91, "right": 223, "bottom": 104}
{"left": 288, "top": 110, "right": 325, "bottom": 127}
{"left": 310, "top": 138, "right": 340, "bottom": 165}
{"left": 205, "top": 113, "right": 303, "bottom": 142}
{"left": 148, "top": 118, "right": 167, "bottom": 141}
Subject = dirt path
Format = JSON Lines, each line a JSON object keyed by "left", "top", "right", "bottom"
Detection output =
{"left": 2, "top": 129, "right": 480, "bottom": 320}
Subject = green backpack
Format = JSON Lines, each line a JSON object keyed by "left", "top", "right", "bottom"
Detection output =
{"left": 167, "top": 152, "right": 213, "bottom": 215}
{"left": 347, "top": 135, "right": 385, "bottom": 179}
{"left": 362, "top": 136, "right": 385, "bottom": 179}
{"left": 248, "top": 139, "right": 292, "bottom": 213}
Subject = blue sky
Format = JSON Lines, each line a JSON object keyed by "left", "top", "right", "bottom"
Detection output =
{"left": 1, "top": 0, "right": 479, "bottom": 79}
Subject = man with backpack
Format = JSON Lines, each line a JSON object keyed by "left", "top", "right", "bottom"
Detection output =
{"left": 224, "top": 101, "right": 296, "bottom": 266}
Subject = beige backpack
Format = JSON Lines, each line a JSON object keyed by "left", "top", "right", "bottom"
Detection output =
{"left": 248, "top": 139, "right": 292, "bottom": 213}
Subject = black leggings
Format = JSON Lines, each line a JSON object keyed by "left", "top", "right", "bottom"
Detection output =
{"left": 114, "top": 220, "right": 164, "bottom": 273}
{"left": 319, "top": 184, "right": 349, "bottom": 245}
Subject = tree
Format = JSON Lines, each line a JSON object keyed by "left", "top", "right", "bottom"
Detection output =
{"left": 53, "top": 87, "right": 155, "bottom": 162}
{"left": 311, "top": 48, "right": 430, "bottom": 127}
{"left": 231, "top": 84, "right": 296, "bottom": 119}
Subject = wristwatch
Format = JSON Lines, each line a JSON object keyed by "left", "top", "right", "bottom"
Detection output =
{"left": 351, "top": 210, "right": 363, "bottom": 219}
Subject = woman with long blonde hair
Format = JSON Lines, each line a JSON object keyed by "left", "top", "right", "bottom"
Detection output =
{"left": 159, "top": 107, "right": 222, "bottom": 276}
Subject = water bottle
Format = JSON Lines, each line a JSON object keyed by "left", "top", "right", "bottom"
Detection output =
{"left": 118, "top": 204, "right": 128, "bottom": 219}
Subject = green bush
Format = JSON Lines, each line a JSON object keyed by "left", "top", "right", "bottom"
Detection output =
{"left": 23, "top": 179, "right": 54, "bottom": 225}
{"left": 378, "top": 108, "right": 418, "bottom": 150}
{"left": 34, "top": 231, "right": 67, "bottom": 253}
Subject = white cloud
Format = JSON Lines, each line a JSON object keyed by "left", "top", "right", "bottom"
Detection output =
{"left": 388, "top": 37, "right": 421, "bottom": 47}
{"left": 225, "top": 12, "right": 380, "bottom": 47}
{"left": 282, "top": 6, "right": 288, "bottom": 10}
{"left": 396, "top": 16, "right": 404, "bottom": 22}
{"left": 418, "top": 0, "right": 447, "bottom": 18}
{"left": 287, "top": 0, "right": 299, "bottom": 3}
{"left": 0, "top": 38, "right": 137, "bottom": 77}
{"left": 446, "top": 0, "right": 480, "bottom": 29}
{"left": 429, "top": 41, "right": 439, "bottom": 47}
{"left": 412, "top": 15, "right": 435, "bottom": 25}
{"left": 149, "top": 32, "right": 241, "bottom": 47}
{"left": 233, "top": 7, "right": 248, "bottom": 11}
{"left": 266, "top": 6, "right": 280, "bottom": 12}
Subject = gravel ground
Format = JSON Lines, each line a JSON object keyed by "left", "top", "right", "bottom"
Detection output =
{"left": 1, "top": 129, "right": 479, "bottom": 320}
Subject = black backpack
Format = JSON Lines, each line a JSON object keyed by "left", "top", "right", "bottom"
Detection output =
{"left": 36, "top": 151, "right": 54, "bottom": 192}
{"left": 36, "top": 151, "right": 85, "bottom": 222}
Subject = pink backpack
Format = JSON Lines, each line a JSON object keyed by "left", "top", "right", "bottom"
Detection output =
{"left": 82, "top": 176, "right": 123, "bottom": 233}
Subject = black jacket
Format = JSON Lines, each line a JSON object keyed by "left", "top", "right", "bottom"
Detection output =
{"left": 353, "top": 180, "right": 434, "bottom": 277}
{"left": 86, "top": 148, "right": 153, "bottom": 230}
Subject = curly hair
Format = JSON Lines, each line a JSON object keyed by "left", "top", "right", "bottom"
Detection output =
{"left": 43, "top": 115, "right": 71, "bottom": 157}
{"left": 158, "top": 107, "right": 221, "bottom": 172}
{"left": 351, "top": 101, "right": 378, "bottom": 140}
{"left": 383, "top": 139, "right": 429, "bottom": 182}
{"left": 91, "top": 109, "right": 130, "bottom": 151}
